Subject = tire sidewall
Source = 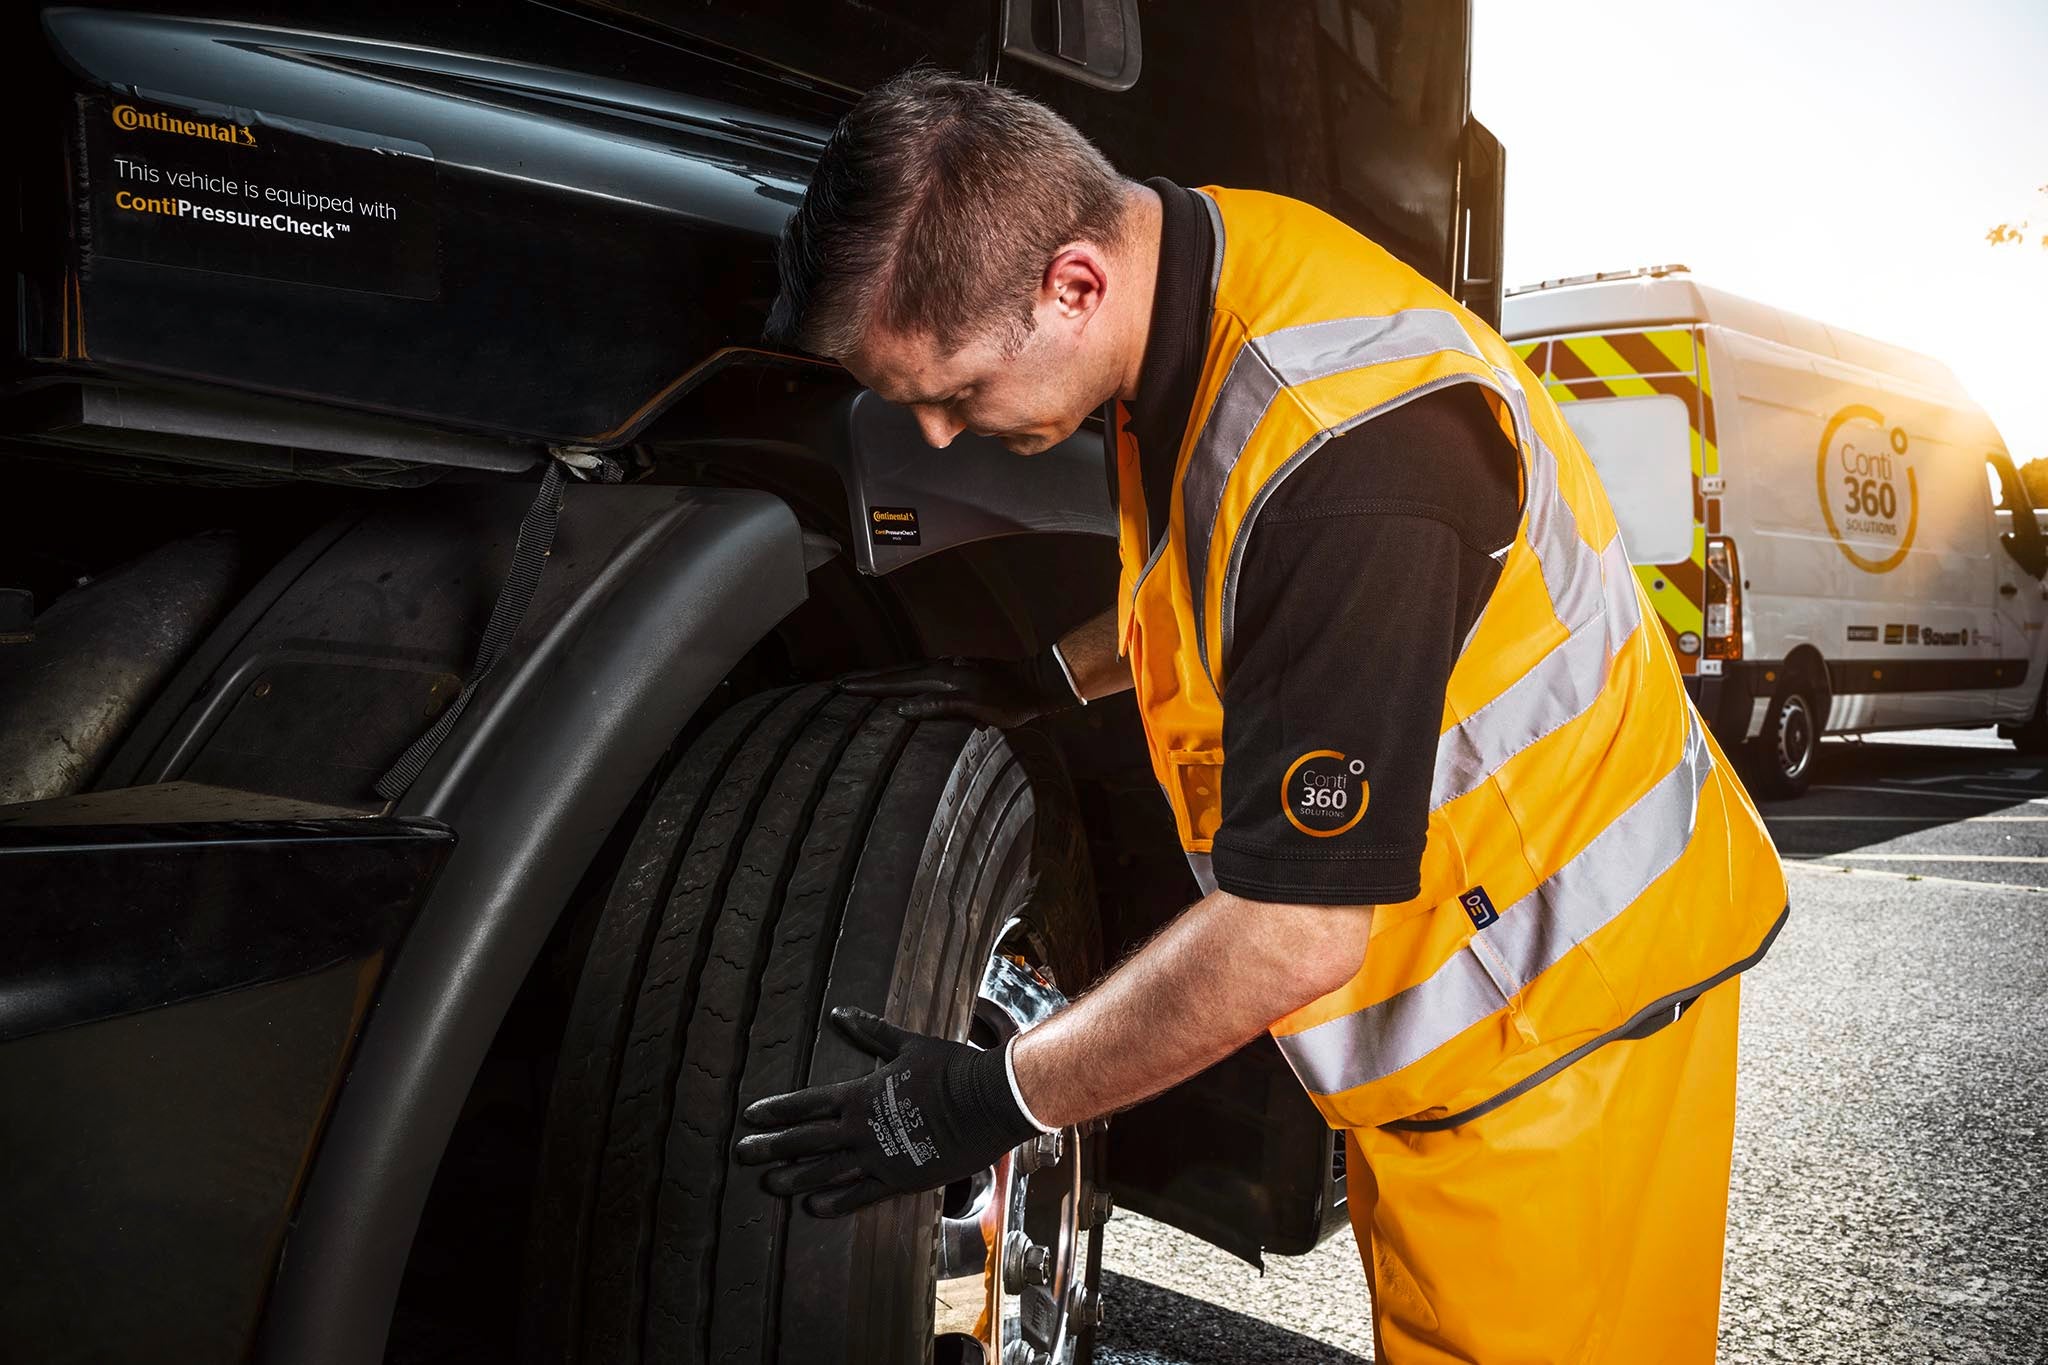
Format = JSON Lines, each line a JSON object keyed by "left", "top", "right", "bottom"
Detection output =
{"left": 800, "top": 721, "right": 1099, "bottom": 1364}
{"left": 1752, "top": 680, "right": 1819, "bottom": 798}
{"left": 2003, "top": 676, "right": 2048, "bottom": 754}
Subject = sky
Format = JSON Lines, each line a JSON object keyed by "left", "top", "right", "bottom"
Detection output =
{"left": 1471, "top": 0, "right": 2048, "bottom": 460}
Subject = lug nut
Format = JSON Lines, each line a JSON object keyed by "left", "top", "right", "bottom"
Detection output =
{"left": 1084, "top": 1188, "right": 1114, "bottom": 1228}
{"left": 1067, "top": 1284, "right": 1104, "bottom": 1329}
{"left": 1016, "top": 1131, "right": 1063, "bottom": 1174}
{"left": 1002, "top": 1341, "right": 1048, "bottom": 1365}
{"left": 1003, "top": 1230, "right": 1052, "bottom": 1286}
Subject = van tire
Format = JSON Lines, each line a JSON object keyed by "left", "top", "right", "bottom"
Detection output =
{"left": 2000, "top": 681, "right": 2048, "bottom": 754}
{"left": 520, "top": 683, "right": 1101, "bottom": 1365}
{"left": 1748, "top": 679, "right": 1821, "bottom": 799}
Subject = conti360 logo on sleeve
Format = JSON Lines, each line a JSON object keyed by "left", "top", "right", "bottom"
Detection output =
{"left": 111, "top": 103, "right": 256, "bottom": 147}
{"left": 1281, "top": 750, "right": 1369, "bottom": 837}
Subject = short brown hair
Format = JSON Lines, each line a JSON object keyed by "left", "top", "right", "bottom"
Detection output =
{"left": 766, "top": 68, "right": 1131, "bottom": 358}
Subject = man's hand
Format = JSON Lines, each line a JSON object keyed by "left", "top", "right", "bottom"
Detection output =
{"left": 735, "top": 1006, "right": 1042, "bottom": 1218}
{"left": 840, "top": 652, "right": 1080, "bottom": 727}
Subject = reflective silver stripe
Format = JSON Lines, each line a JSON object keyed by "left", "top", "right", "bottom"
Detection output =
{"left": 1258, "top": 310, "right": 1489, "bottom": 385}
{"left": 1520, "top": 421, "right": 1602, "bottom": 634}
{"left": 1181, "top": 344, "right": 1283, "bottom": 681}
{"left": 1196, "top": 329, "right": 1620, "bottom": 805}
{"left": 1430, "top": 533, "right": 1643, "bottom": 810}
{"left": 1186, "top": 851, "right": 1219, "bottom": 896}
{"left": 1182, "top": 308, "right": 1491, "bottom": 681}
{"left": 1275, "top": 714, "right": 1713, "bottom": 1098}
{"left": 1198, "top": 189, "right": 1225, "bottom": 312}
{"left": 1217, "top": 372, "right": 1516, "bottom": 673}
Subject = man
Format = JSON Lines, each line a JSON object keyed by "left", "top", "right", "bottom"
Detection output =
{"left": 735, "top": 70, "right": 1788, "bottom": 1362}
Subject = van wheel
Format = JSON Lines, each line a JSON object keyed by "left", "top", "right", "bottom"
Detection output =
{"left": 521, "top": 684, "right": 1105, "bottom": 1365}
{"left": 1748, "top": 681, "right": 1820, "bottom": 798}
{"left": 1999, "top": 681, "right": 2048, "bottom": 754}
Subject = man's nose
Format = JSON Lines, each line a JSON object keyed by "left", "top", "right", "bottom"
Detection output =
{"left": 911, "top": 406, "right": 964, "bottom": 449}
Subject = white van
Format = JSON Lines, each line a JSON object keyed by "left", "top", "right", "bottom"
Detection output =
{"left": 1502, "top": 267, "right": 2047, "bottom": 796}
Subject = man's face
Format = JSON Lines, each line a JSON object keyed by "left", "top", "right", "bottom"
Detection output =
{"left": 844, "top": 318, "right": 1099, "bottom": 456}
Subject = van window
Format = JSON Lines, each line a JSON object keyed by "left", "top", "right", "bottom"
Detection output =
{"left": 1554, "top": 394, "right": 1694, "bottom": 564}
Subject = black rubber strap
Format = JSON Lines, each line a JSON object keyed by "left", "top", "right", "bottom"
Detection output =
{"left": 374, "top": 458, "right": 566, "bottom": 802}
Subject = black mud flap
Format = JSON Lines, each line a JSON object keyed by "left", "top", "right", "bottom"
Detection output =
{"left": 1107, "top": 1033, "right": 1344, "bottom": 1266}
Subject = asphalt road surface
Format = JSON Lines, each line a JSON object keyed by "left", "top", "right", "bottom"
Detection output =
{"left": 1096, "top": 729, "right": 2048, "bottom": 1364}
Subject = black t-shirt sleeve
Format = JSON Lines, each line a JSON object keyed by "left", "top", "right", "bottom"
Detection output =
{"left": 1209, "top": 385, "right": 1521, "bottom": 906}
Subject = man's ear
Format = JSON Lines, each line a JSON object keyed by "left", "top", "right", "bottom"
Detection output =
{"left": 1043, "top": 245, "right": 1109, "bottom": 324}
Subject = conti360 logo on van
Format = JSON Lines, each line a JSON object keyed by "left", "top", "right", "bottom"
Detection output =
{"left": 1817, "top": 404, "right": 1919, "bottom": 574}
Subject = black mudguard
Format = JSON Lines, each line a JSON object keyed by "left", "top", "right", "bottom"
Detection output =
{"left": 0, "top": 478, "right": 805, "bottom": 1363}
{"left": 251, "top": 483, "right": 807, "bottom": 1365}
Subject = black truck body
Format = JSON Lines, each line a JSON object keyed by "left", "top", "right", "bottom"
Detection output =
{"left": 1, "top": 5, "right": 1504, "bottom": 1362}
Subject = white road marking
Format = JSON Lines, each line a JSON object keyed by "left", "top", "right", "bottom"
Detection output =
{"left": 1821, "top": 853, "right": 2048, "bottom": 863}
{"left": 1766, "top": 815, "right": 2048, "bottom": 822}
{"left": 1811, "top": 784, "right": 2028, "bottom": 803}
{"left": 1784, "top": 860, "right": 2048, "bottom": 893}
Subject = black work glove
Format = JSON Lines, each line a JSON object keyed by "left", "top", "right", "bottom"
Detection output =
{"left": 734, "top": 1006, "right": 1042, "bottom": 1218}
{"left": 839, "top": 648, "right": 1081, "bottom": 727}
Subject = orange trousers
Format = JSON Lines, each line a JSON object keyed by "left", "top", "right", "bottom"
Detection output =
{"left": 1346, "top": 978, "right": 1741, "bottom": 1364}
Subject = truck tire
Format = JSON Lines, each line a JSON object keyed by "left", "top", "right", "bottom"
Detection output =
{"left": 1747, "top": 675, "right": 1821, "bottom": 799}
{"left": 522, "top": 683, "right": 1103, "bottom": 1365}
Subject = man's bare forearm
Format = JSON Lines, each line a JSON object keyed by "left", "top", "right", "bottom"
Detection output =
{"left": 1010, "top": 889, "right": 1373, "bottom": 1129}
{"left": 1056, "top": 608, "right": 1132, "bottom": 703}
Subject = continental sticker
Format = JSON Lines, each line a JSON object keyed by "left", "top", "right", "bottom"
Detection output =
{"left": 868, "top": 505, "right": 921, "bottom": 546}
{"left": 1281, "top": 749, "right": 1368, "bottom": 838}
{"left": 1817, "top": 404, "right": 1918, "bottom": 574}
{"left": 83, "top": 96, "right": 438, "bottom": 298}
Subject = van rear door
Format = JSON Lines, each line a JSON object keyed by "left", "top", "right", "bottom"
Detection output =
{"left": 1517, "top": 327, "right": 1711, "bottom": 670}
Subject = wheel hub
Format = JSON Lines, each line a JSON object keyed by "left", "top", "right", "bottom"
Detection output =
{"left": 933, "top": 943, "right": 1102, "bottom": 1365}
{"left": 1778, "top": 694, "right": 1814, "bottom": 779}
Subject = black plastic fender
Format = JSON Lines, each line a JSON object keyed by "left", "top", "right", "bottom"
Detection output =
{"left": 233, "top": 483, "right": 807, "bottom": 1365}
{"left": 635, "top": 355, "right": 1119, "bottom": 579}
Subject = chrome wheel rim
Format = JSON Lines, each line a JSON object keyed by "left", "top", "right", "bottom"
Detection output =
{"left": 933, "top": 927, "right": 1100, "bottom": 1365}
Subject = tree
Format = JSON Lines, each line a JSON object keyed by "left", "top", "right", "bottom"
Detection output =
{"left": 2020, "top": 458, "right": 2048, "bottom": 512}
{"left": 1987, "top": 184, "right": 2048, "bottom": 249}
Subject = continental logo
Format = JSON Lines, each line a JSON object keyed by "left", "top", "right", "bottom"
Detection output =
{"left": 112, "top": 103, "right": 256, "bottom": 147}
{"left": 867, "top": 505, "right": 920, "bottom": 546}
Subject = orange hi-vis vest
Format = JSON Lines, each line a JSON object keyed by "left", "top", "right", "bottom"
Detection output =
{"left": 1114, "top": 187, "right": 1788, "bottom": 1131}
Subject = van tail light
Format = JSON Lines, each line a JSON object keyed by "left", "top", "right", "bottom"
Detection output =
{"left": 1703, "top": 536, "right": 1742, "bottom": 660}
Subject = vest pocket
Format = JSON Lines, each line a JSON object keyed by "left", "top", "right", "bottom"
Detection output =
{"left": 1162, "top": 748, "right": 1225, "bottom": 852}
